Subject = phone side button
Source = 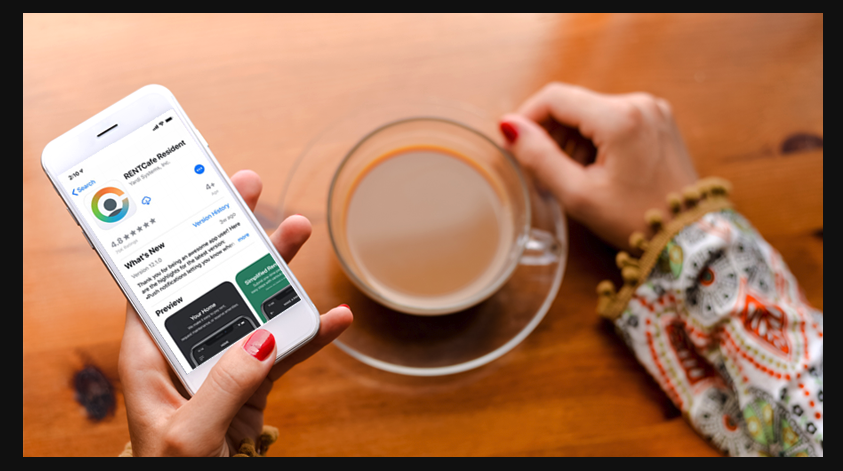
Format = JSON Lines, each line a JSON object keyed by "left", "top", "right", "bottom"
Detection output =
{"left": 66, "top": 206, "right": 79, "bottom": 226}
{"left": 81, "top": 230, "right": 94, "bottom": 250}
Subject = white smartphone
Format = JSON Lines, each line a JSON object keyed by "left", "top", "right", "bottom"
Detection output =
{"left": 41, "top": 85, "right": 321, "bottom": 395}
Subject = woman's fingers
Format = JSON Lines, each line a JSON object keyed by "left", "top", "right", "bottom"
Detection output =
{"left": 230, "top": 169, "right": 312, "bottom": 263}
{"left": 268, "top": 305, "right": 353, "bottom": 381}
{"left": 230, "top": 170, "right": 262, "bottom": 212}
{"left": 270, "top": 215, "right": 312, "bottom": 263}
{"left": 516, "top": 82, "right": 616, "bottom": 142}
{"left": 500, "top": 114, "right": 589, "bottom": 216}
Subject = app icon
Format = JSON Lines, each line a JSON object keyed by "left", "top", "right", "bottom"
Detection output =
{"left": 87, "top": 182, "right": 136, "bottom": 230}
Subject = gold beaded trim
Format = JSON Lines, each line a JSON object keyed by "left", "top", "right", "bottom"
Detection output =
{"left": 232, "top": 425, "right": 280, "bottom": 457}
{"left": 596, "top": 177, "right": 733, "bottom": 321}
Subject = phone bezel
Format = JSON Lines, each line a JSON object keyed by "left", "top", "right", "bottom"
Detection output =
{"left": 41, "top": 84, "right": 321, "bottom": 396}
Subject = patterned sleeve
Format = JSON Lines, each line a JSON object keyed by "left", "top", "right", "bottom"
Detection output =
{"left": 596, "top": 180, "right": 823, "bottom": 457}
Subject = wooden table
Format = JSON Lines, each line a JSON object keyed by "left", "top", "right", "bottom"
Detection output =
{"left": 23, "top": 14, "right": 823, "bottom": 456}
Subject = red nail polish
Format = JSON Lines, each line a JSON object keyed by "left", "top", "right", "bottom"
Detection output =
{"left": 339, "top": 304, "right": 350, "bottom": 310}
{"left": 243, "top": 329, "right": 275, "bottom": 361}
{"left": 500, "top": 122, "right": 518, "bottom": 144}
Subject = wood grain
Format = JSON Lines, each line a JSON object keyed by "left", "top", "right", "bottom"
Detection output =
{"left": 23, "top": 13, "right": 822, "bottom": 456}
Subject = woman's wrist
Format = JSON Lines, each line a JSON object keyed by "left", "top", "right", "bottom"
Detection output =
{"left": 596, "top": 176, "right": 733, "bottom": 319}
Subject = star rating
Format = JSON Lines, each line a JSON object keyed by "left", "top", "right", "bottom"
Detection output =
{"left": 113, "top": 218, "right": 158, "bottom": 247}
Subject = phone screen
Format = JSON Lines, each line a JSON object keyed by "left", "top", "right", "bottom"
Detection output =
{"left": 61, "top": 109, "right": 301, "bottom": 372}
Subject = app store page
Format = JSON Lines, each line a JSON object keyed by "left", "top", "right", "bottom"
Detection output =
{"left": 63, "top": 110, "right": 300, "bottom": 372}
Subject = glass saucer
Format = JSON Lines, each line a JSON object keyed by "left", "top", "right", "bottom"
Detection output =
{"left": 272, "top": 99, "right": 568, "bottom": 376}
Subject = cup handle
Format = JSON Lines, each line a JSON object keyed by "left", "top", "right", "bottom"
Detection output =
{"left": 519, "top": 228, "right": 563, "bottom": 266}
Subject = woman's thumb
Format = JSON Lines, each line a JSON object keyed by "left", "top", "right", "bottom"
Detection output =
{"left": 179, "top": 329, "right": 276, "bottom": 438}
{"left": 500, "top": 114, "right": 588, "bottom": 211}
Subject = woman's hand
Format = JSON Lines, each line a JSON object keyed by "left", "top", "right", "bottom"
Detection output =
{"left": 118, "top": 170, "right": 353, "bottom": 456}
{"left": 500, "top": 82, "right": 698, "bottom": 250}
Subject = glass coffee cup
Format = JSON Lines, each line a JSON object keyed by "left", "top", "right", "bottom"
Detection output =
{"left": 328, "top": 117, "right": 558, "bottom": 316}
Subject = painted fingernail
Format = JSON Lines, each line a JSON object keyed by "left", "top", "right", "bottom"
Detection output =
{"left": 339, "top": 304, "right": 350, "bottom": 310}
{"left": 243, "top": 329, "right": 275, "bottom": 361}
{"left": 500, "top": 122, "right": 518, "bottom": 144}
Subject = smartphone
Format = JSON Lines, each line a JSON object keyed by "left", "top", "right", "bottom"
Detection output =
{"left": 41, "top": 85, "right": 321, "bottom": 395}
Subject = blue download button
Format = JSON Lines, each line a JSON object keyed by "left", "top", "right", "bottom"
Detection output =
{"left": 194, "top": 164, "right": 205, "bottom": 174}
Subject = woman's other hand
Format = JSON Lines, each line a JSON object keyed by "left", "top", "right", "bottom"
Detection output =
{"left": 500, "top": 82, "right": 698, "bottom": 250}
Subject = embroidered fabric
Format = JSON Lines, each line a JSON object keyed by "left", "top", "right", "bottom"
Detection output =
{"left": 615, "top": 209, "right": 823, "bottom": 456}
